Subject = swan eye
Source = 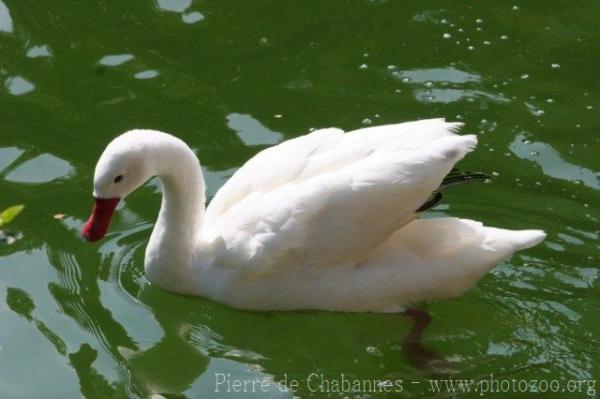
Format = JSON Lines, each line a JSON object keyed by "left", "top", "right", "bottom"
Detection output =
{"left": 114, "top": 175, "right": 124, "bottom": 183}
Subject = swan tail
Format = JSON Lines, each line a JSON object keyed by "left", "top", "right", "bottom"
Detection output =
{"left": 352, "top": 218, "right": 546, "bottom": 310}
{"left": 482, "top": 226, "right": 547, "bottom": 252}
{"left": 427, "top": 220, "right": 546, "bottom": 298}
{"left": 422, "top": 218, "right": 546, "bottom": 298}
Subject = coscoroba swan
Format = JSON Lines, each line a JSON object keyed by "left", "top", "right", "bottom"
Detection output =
{"left": 82, "top": 119, "right": 545, "bottom": 312}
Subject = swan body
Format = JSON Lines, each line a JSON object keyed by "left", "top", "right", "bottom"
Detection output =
{"left": 83, "top": 119, "right": 545, "bottom": 312}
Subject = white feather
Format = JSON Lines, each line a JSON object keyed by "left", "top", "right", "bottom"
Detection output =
{"left": 89, "top": 119, "right": 546, "bottom": 312}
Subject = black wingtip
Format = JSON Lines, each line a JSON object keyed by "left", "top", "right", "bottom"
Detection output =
{"left": 416, "top": 169, "right": 491, "bottom": 212}
{"left": 440, "top": 170, "right": 491, "bottom": 189}
{"left": 416, "top": 192, "right": 443, "bottom": 213}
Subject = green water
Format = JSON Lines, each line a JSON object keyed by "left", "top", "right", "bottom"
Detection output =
{"left": 1, "top": 1, "right": 598, "bottom": 398}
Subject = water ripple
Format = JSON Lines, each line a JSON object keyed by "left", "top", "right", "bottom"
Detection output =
{"left": 99, "top": 54, "right": 134, "bottom": 67}
{"left": 5, "top": 153, "right": 74, "bottom": 184}
{"left": 0, "top": 0, "right": 12, "bottom": 33}
{"left": 156, "top": 0, "right": 191, "bottom": 13}
{"left": 5, "top": 76, "right": 35, "bottom": 96}
{"left": 393, "top": 67, "right": 481, "bottom": 84}
{"left": 227, "top": 113, "right": 283, "bottom": 146}
{"left": 509, "top": 134, "right": 599, "bottom": 189}
{"left": 393, "top": 67, "right": 509, "bottom": 104}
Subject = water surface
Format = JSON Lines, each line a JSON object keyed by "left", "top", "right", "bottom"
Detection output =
{"left": 0, "top": 1, "right": 598, "bottom": 398}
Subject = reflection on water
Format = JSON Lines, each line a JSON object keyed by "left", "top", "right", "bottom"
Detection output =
{"left": 6, "top": 287, "right": 67, "bottom": 355}
{"left": 0, "top": 0, "right": 599, "bottom": 398}
{"left": 203, "top": 167, "right": 237, "bottom": 198}
{"left": 0, "top": 0, "right": 12, "bottom": 33}
{"left": 0, "top": 147, "right": 24, "bottom": 172}
{"left": 414, "top": 88, "right": 509, "bottom": 104}
{"left": 227, "top": 113, "right": 283, "bottom": 146}
{"left": 5, "top": 153, "right": 74, "bottom": 184}
{"left": 156, "top": 0, "right": 192, "bottom": 13}
{"left": 525, "top": 102, "right": 546, "bottom": 117}
{"left": 510, "top": 134, "right": 599, "bottom": 189}
{"left": 26, "top": 45, "right": 52, "bottom": 58}
{"left": 1, "top": 203, "right": 446, "bottom": 397}
{"left": 182, "top": 11, "right": 205, "bottom": 24}
{"left": 393, "top": 67, "right": 480, "bottom": 84}
{"left": 394, "top": 67, "right": 509, "bottom": 104}
{"left": 134, "top": 70, "right": 159, "bottom": 80}
{"left": 99, "top": 54, "right": 135, "bottom": 67}
{"left": 5, "top": 76, "right": 35, "bottom": 96}
{"left": 155, "top": 0, "right": 204, "bottom": 24}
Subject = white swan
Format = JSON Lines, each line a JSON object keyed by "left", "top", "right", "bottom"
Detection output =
{"left": 82, "top": 119, "right": 545, "bottom": 312}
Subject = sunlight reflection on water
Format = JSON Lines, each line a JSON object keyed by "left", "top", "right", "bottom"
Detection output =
{"left": 0, "top": 0, "right": 12, "bottom": 33}
{"left": 510, "top": 134, "right": 599, "bottom": 189}
{"left": 5, "top": 76, "right": 35, "bottom": 95}
{"left": 0, "top": 1, "right": 598, "bottom": 397}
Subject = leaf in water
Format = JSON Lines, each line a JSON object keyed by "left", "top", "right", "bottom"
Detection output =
{"left": 0, "top": 204, "right": 24, "bottom": 227}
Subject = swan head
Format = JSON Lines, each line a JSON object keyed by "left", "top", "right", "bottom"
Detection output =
{"left": 82, "top": 131, "right": 154, "bottom": 242}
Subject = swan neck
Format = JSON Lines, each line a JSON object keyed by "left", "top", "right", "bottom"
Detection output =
{"left": 155, "top": 138, "right": 205, "bottom": 234}
{"left": 159, "top": 166, "right": 205, "bottom": 237}
{"left": 144, "top": 134, "right": 206, "bottom": 291}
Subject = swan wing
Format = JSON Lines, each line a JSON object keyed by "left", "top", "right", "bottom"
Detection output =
{"left": 205, "top": 119, "right": 476, "bottom": 273}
